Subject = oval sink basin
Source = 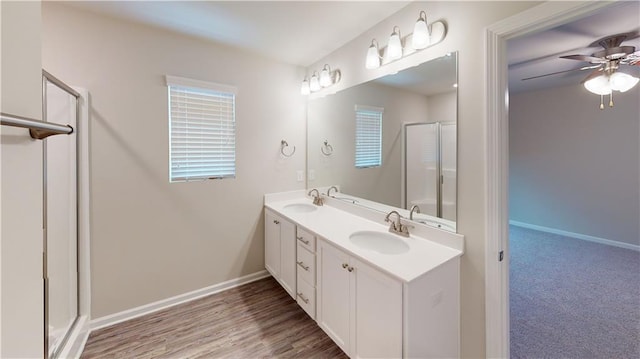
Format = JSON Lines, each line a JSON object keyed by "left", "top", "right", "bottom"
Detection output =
{"left": 283, "top": 203, "right": 317, "bottom": 213}
{"left": 349, "top": 231, "right": 410, "bottom": 255}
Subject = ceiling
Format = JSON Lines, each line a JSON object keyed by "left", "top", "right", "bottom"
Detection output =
{"left": 63, "top": 1, "right": 639, "bottom": 93}
{"left": 508, "top": 1, "right": 640, "bottom": 93}
{"left": 65, "top": 1, "right": 410, "bottom": 67}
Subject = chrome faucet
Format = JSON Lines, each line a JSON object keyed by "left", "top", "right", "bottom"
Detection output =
{"left": 410, "top": 205, "right": 421, "bottom": 220}
{"left": 308, "top": 188, "right": 323, "bottom": 206}
{"left": 327, "top": 185, "right": 339, "bottom": 197}
{"left": 385, "top": 210, "right": 410, "bottom": 237}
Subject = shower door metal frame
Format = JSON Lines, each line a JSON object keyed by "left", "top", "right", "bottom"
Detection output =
{"left": 42, "top": 69, "right": 81, "bottom": 359}
{"left": 402, "top": 121, "right": 455, "bottom": 218}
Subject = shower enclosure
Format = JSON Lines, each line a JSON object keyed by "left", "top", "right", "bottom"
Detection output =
{"left": 403, "top": 122, "right": 457, "bottom": 221}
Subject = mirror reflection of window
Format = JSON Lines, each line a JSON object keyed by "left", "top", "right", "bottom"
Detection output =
{"left": 354, "top": 105, "right": 383, "bottom": 169}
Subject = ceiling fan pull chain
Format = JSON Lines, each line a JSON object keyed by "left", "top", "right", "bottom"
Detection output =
{"left": 609, "top": 91, "right": 614, "bottom": 108}
{"left": 600, "top": 94, "right": 604, "bottom": 110}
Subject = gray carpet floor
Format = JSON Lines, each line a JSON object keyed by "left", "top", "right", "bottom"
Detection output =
{"left": 509, "top": 225, "right": 640, "bottom": 359}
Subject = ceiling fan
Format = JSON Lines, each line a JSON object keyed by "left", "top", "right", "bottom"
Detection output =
{"left": 522, "top": 32, "right": 640, "bottom": 109}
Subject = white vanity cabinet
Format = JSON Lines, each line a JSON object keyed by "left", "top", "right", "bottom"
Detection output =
{"left": 264, "top": 209, "right": 296, "bottom": 299}
{"left": 317, "top": 238, "right": 403, "bottom": 358}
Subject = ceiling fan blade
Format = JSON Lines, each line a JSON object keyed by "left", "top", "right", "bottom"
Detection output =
{"left": 521, "top": 65, "right": 601, "bottom": 81}
{"left": 560, "top": 54, "right": 606, "bottom": 63}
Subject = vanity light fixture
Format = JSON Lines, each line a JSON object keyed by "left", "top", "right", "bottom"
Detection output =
{"left": 412, "top": 11, "right": 430, "bottom": 50}
{"left": 387, "top": 26, "right": 403, "bottom": 61}
{"left": 364, "top": 10, "right": 447, "bottom": 70}
{"left": 300, "top": 66, "right": 340, "bottom": 95}
{"left": 309, "top": 72, "right": 321, "bottom": 92}
{"left": 366, "top": 39, "right": 381, "bottom": 69}
{"left": 300, "top": 77, "right": 311, "bottom": 95}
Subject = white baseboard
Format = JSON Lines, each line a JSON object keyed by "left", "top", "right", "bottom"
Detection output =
{"left": 57, "top": 315, "right": 90, "bottom": 359}
{"left": 509, "top": 220, "right": 640, "bottom": 251}
{"left": 91, "top": 270, "right": 271, "bottom": 331}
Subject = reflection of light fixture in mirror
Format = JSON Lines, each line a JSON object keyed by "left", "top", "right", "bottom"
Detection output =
{"left": 309, "top": 72, "right": 321, "bottom": 92}
{"left": 453, "top": 83, "right": 458, "bottom": 88}
{"left": 301, "top": 66, "right": 340, "bottom": 95}
{"left": 320, "top": 64, "right": 332, "bottom": 87}
{"left": 366, "top": 39, "right": 381, "bottom": 69}
{"left": 412, "top": 11, "right": 430, "bottom": 50}
{"left": 300, "top": 77, "right": 310, "bottom": 95}
{"left": 387, "top": 26, "right": 403, "bottom": 61}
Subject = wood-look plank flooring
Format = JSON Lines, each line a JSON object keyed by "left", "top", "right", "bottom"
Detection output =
{"left": 81, "top": 277, "right": 347, "bottom": 358}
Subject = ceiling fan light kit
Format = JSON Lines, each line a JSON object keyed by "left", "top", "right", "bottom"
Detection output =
{"left": 526, "top": 32, "right": 640, "bottom": 110}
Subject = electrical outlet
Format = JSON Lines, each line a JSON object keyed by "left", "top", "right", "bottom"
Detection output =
{"left": 296, "top": 170, "right": 304, "bottom": 182}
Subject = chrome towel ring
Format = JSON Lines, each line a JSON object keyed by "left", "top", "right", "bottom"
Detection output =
{"left": 321, "top": 140, "right": 333, "bottom": 156}
{"left": 281, "top": 140, "right": 296, "bottom": 157}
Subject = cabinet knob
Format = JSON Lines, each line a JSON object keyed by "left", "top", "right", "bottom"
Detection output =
{"left": 348, "top": 266, "right": 354, "bottom": 272}
{"left": 273, "top": 220, "right": 280, "bottom": 224}
{"left": 342, "top": 263, "right": 349, "bottom": 269}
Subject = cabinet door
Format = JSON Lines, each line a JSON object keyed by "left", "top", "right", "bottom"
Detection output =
{"left": 317, "top": 239, "right": 351, "bottom": 355}
{"left": 352, "top": 257, "right": 402, "bottom": 359}
{"left": 264, "top": 211, "right": 281, "bottom": 277}
{"left": 279, "top": 219, "right": 296, "bottom": 299}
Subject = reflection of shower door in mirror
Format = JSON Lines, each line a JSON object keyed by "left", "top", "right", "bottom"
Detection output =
{"left": 45, "top": 81, "right": 78, "bottom": 358}
{"left": 404, "top": 122, "right": 456, "bottom": 221}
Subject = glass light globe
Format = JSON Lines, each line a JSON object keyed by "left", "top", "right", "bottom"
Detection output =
{"left": 366, "top": 42, "right": 381, "bottom": 69}
{"left": 309, "top": 73, "right": 320, "bottom": 92}
{"left": 387, "top": 29, "right": 403, "bottom": 61}
{"left": 319, "top": 66, "right": 332, "bottom": 87}
{"left": 584, "top": 74, "right": 611, "bottom": 95}
{"left": 610, "top": 72, "right": 639, "bottom": 92}
{"left": 300, "top": 79, "right": 310, "bottom": 95}
{"left": 412, "top": 18, "right": 429, "bottom": 50}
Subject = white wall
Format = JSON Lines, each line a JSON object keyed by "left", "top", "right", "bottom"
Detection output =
{"left": 0, "top": 1, "right": 44, "bottom": 357}
{"left": 42, "top": 3, "right": 306, "bottom": 318}
{"left": 510, "top": 84, "right": 640, "bottom": 246}
{"left": 307, "top": 1, "right": 540, "bottom": 356}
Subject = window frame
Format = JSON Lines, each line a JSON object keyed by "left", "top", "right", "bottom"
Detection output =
{"left": 354, "top": 105, "right": 384, "bottom": 169}
{"left": 166, "top": 75, "right": 237, "bottom": 183}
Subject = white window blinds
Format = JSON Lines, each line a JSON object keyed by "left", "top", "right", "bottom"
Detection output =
{"left": 166, "top": 76, "right": 237, "bottom": 182}
{"left": 355, "top": 105, "right": 383, "bottom": 168}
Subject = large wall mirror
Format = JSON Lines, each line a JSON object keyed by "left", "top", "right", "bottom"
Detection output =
{"left": 307, "top": 52, "right": 458, "bottom": 232}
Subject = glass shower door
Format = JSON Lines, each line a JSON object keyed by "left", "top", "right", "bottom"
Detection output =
{"left": 45, "top": 80, "right": 78, "bottom": 358}
{"left": 405, "top": 123, "right": 438, "bottom": 216}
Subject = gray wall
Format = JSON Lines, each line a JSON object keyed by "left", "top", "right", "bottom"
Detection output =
{"left": 1, "top": 1, "right": 44, "bottom": 356}
{"left": 510, "top": 84, "right": 640, "bottom": 246}
{"left": 42, "top": 3, "right": 306, "bottom": 318}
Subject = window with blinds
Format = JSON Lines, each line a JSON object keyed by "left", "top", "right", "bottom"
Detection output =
{"left": 355, "top": 105, "right": 383, "bottom": 168}
{"left": 166, "top": 75, "right": 237, "bottom": 182}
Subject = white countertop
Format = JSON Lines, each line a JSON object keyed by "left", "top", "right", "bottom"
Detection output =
{"left": 264, "top": 194, "right": 463, "bottom": 283}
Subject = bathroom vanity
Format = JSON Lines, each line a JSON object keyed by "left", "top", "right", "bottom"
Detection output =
{"left": 264, "top": 190, "right": 464, "bottom": 358}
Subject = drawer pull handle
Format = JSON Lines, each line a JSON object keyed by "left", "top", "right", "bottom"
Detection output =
{"left": 342, "top": 263, "right": 349, "bottom": 269}
{"left": 297, "top": 261, "right": 310, "bottom": 271}
{"left": 273, "top": 220, "right": 280, "bottom": 224}
{"left": 297, "top": 236, "right": 310, "bottom": 245}
{"left": 297, "top": 292, "right": 309, "bottom": 304}
{"left": 348, "top": 266, "right": 354, "bottom": 272}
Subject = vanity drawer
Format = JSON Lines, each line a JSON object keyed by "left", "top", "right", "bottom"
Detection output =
{"left": 296, "top": 227, "right": 316, "bottom": 252}
{"left": 296, "top": 273, "right": 316, "bottom": 319}
{"left": 296, "top": 244, "right": 316, "bottom": 286}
